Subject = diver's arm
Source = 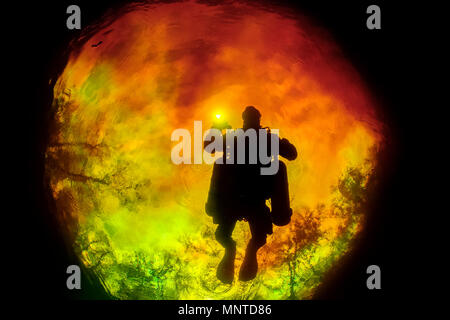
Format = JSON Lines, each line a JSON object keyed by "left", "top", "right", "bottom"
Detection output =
{"left": 204, "top": 129, "right": 226, "bottom": 153}
{"left": 279, "top": 138, "right": 297, "bottom": 160}
{"left": 204, "top": 119, "right": 231, "bottom": 153}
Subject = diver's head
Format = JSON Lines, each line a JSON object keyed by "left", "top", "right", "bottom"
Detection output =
{"left": 242, "top": 106, "right": 261, "bottom": 130}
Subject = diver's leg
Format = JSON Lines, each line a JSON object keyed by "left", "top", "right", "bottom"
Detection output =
{"left": 270, "top": 160, "right": 293, "bottom": 226}
{"left": 215, "top": 219, "right": 236, "bottom": 248}
{"left": 215, "top": 218, "right": 237, "bottom": 284}
{"left": 239, "top": 207, "right": 272, "bottom": 281}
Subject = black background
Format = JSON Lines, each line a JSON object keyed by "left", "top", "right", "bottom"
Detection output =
{"left": 7, "top": 0, "right": 424, "bottom": 313}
